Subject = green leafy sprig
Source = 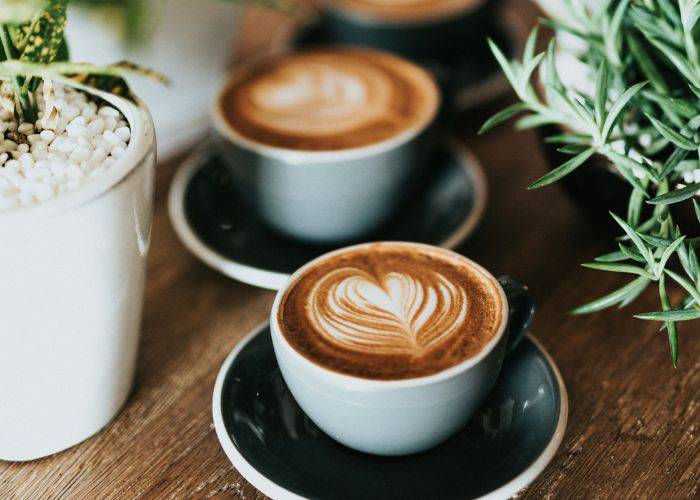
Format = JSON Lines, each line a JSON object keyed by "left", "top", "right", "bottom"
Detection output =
{"left": 483, "top": 0, "right": 700, "bottom": 366}
{"left": 0, "top": 0, "right": 167, "bottom": 125}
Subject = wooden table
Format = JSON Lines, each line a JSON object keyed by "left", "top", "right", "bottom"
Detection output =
{"left": 2, "top": 5, "right": 698, "bottom": 499}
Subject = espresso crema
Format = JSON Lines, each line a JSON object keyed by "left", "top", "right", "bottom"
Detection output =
{"left": 218, "top": 48, "right": 439, "bottom": 151}
{"left": 278, "top": 244, "right": 504, "bottom": 380}
{"left": 323, "top": 0, "right": 485, "bottom": 22}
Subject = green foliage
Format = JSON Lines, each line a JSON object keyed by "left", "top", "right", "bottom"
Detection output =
{"left": 484, "top": 0, "right": 700, "bottom": 366}
{"left": 0, "top": 0, "right": 166, "bottom": 123}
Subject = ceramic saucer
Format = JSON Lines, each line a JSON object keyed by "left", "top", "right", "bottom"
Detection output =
{"left": 213, "top": 324, "right": 568, "bottom": 500}
{"left": 292, "top": 17, "right": 519, "bottom": 112}
{"left": 168, "top": 141, "right": 487, "bottom": 290}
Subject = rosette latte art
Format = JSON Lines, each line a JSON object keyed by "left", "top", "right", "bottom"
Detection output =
{"left": 219, "top": 48, "right": 439, "bottom": 151}
{"left": 280, "top": 244, "right": 504, "bottom": 380}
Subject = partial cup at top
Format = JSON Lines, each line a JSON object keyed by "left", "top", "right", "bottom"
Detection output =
{"left": 314, "top": 0, "right": 496, "bottom": 61}
{"left": 271, "top": 242, "right": 536, "bottom": 455}
{"left": 212, "top": 47, "right": 440, "bottom": 243}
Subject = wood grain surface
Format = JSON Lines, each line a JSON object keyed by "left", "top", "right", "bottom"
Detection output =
{"left": 1, "top": 2, "right": 698, "bottom": 499}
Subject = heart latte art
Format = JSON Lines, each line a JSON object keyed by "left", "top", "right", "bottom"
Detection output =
{"left": 219, "top": 48, "right": 439, "bottom": 151}
{"left": 309, "top": 268, "right": 468, "bottom": 356}
{"left": 279, "top": 244, "right": 504, "bottom": 380}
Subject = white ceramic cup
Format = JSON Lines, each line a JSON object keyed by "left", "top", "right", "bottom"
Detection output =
{"left": 270, "top": 242, "right": 536, "bottom": 456}
{"left": 211, "top": 53, "right": 440, "bottom": 244}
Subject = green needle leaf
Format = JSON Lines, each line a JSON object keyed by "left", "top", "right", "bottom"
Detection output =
{"left": 528, "top": 148, "right": 596, "bottom": 189}
{"left": 659, "top": 148, "right": 689, "bottom": 179}
{"left": 647, "top": 183, "right": 700, "bottom": 205}
{"left": 639, "top": 233, "right": 675, "bottom": 248}
{"left": 658, "top": 275, "right": 678, "bottom": 367}
{"left": 635, "top": 309, "right": 700, "bottom": 321}
{"left": 595, "top": 61, "right": 609, "bottom": 126}
{"left": 646, "top": 114, "right": 698, "bottom": 150}
{"left": 595, "top": 250, "right": 629, "bottom": 262}
{"left": 488, "top": 38, "right": 518, "bottom": 92}
{"left": 572, "top": 277, "right": 651, "bottom": 314}
{"left": 604, "top": 149, "right": 659, "bottom": 184}
{"left": 610, "top": 212, "right": 655, "bottom": 268}
{"left": 665, "top": 268, "right": 700, "bottom": 306}
{"left": 618, "top": 243, "right": 647, "bottom": 262}
{"left": 479, "top": 103, "right": 528, "bottom": 135}
{"left": 656, "top": 236, "right": 686, "bottom": 278}
{"left": 601, "top": 81, "right": 648, "bottom": 142}
{"left": 582, "top": 262, "right": 656, "bottom": 280}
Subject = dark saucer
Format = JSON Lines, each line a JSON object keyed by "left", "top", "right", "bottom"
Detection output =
{"left": 212, "top": 324, "right": 568, "bottom": 500}
{"left": 168, "top": 141, "right": 487, "bottom": 290}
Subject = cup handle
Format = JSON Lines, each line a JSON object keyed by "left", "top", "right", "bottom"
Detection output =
{"left": 498, "top": 277, "right": 536, "bottom": 353}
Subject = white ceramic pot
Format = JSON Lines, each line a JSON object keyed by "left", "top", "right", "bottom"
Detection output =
{"left": 0, "top": 87, "right": 156, "bottom": 461}
{"left": 67, "top": 0, "right": 240, "bottom": 159}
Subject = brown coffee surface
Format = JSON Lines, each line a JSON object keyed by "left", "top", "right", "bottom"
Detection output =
{"left": 324, "top": 0, "right": 484, "bottom": 22}
{"left": 218, "top": 48, "right": 439, "bottom": 151}
{"left": 279, "top": 243, "right": 504, "bottom": 380}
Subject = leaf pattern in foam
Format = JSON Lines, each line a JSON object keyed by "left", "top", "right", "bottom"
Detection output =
{"left": 308, "top": 268, "right": 468, "bottom": 356}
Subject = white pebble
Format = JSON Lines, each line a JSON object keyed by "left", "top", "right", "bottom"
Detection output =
{"left": 0, "top": 82, "right": 131, "bottom": 211}
{"left": 58, "top": 139, "right": 76, "bottom": 154}
{"left": 40, "top": 129, "right": 55, "bottom": 142}
{"left": 98, "top": 106, "right": 120, "bottom": 117}
{"left": 115, "top": 127, "right": 131, "bottom": 142}
{"left": 87, "top": 118, "right": 105, "bottom": 135}
{"left": 102, "top": 129, "right": 120, "bottom": 146}
{"left": 66, "top": 123, "right": 88, "bottom": 138}
{"left": 18, "top": 123, "right": 34, "bottom": 134}
{"left": 70, "top": 147, "right": 90, "bottom": 162}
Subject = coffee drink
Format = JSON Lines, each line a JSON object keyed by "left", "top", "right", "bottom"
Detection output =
{"left": 322, "top": 0, "right": 486, "bottom": 23}
{"left": 218, "top": 48, "right": 440, "bottom": 151}
{"left": 278, "top": 243, "right": 504, "bottom": 380}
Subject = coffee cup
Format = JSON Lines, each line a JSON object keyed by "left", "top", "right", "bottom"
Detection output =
{"left": 270, "top": 242, "right": 535, "bottom": 456}
{"left": 314, "top": 0, "right": 496, "bottom": 61}
{"left": 212, "top": 47, "right": 440, "bottom": 243}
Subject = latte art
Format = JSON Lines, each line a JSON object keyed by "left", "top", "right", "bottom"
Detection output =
{"left": 309, "top": 268, "right": 468, "bottom": 356}
{"left": 218, "top": 48, "right": 439, "bottom": 151}
{"left": 279, "top": 243, "right": 504, "bottom": 380}
{"left": 247, "top": 60, "right": 393, "bottom": 137}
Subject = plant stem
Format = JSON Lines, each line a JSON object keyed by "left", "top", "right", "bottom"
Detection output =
{"left": 0, "top": 25, "right": 35, "bottom": 123}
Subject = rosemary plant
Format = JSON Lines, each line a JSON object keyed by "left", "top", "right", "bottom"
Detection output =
{"left": 0, "top": 0, "right": 166, "bottom": 126}
{"left": 483, "top": 0, "right": 700, "bottom": 366}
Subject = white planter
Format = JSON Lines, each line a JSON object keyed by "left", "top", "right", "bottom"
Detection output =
{"left": 0, "top": 88, "right": 156, "bottom": 461}
{"left": 67, "top": 0, "right": 240, "bottom": 159}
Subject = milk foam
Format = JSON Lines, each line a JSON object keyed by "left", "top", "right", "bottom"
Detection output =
{"left": 308, "top": 267, "right": 468, "bottom": 356}
{"left": 247, "top": 59, "right": 393, "bottom": 137}
{"left": 220, "top": 49, "right": 439, "bottom": 151}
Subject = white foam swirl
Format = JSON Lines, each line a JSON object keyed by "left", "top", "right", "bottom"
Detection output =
{"left": 308, "top": 267, "right": 468, "bottom": 356}
{"left": 247, "top": 58, "right": 394, "bottom": 136}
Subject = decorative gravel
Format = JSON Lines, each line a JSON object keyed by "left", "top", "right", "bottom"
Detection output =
{"left": 0, "top": 83, "right": 130, "bottom": 211}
